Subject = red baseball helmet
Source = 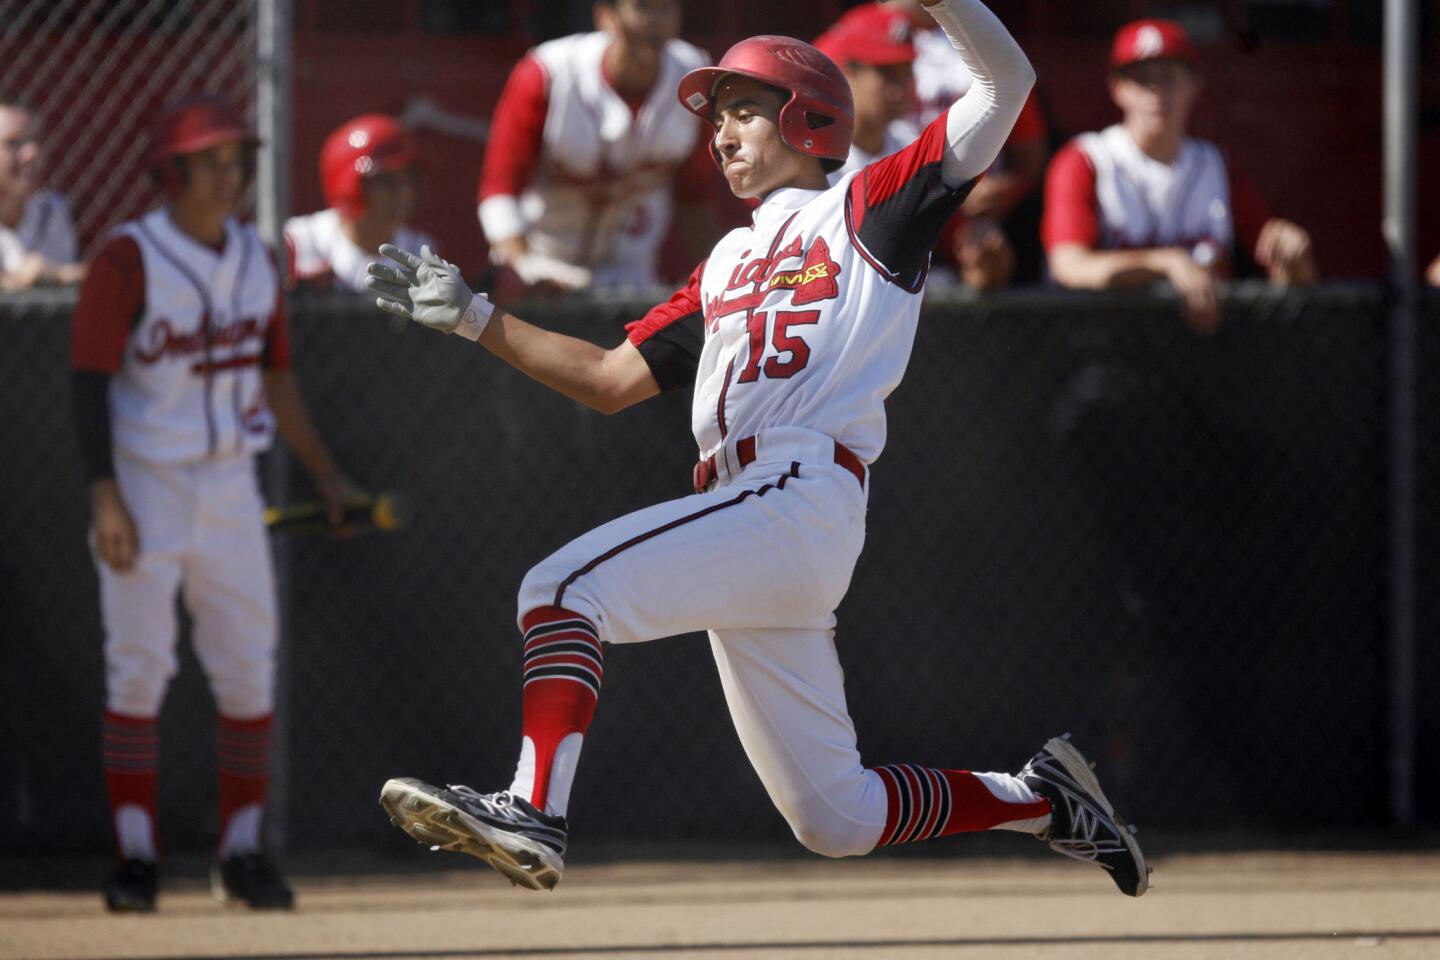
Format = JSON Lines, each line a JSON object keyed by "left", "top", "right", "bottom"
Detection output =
{"left": 320, "top": 114, "right": 419, "bottom": 219}
{"left": 149, "top": 96, "right": 259, "bottom": 171}
{"left": 677, "top": 35, "right": 854, "bottom": 169}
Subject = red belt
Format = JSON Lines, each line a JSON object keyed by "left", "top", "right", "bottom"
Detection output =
{"left": 692, "top": 436, "right": 866, "bottom": 493}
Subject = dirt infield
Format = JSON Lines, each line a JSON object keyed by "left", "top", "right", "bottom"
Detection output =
{"left": 4, "top": 852, "right": 1439, "bottom": 960}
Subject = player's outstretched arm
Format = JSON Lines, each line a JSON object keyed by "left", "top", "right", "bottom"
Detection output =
{"left": 915, "top": 0, "right": 1036, "bottom": 187}
{"left": 367, "top": 245, "right": 660, "bottom": 414}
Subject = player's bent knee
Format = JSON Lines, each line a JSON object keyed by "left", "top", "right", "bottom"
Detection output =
{"left": 784, "top": 799, "right": 875, "bottom": 859}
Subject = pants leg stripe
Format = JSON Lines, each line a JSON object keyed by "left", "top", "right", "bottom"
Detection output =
{"left": 553, "top": 480, "right": 784, "bottom": 609}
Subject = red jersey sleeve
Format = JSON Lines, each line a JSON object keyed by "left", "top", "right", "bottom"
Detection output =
{"left": 845, "top": 112, "right": 975, "bottom": 291}
{"left": 1227, "top": 162, "right": 1273, "bottom": 261}
{"left": 1041, "top": 139, "right": 1101, "bottom": 251}
{"left": 477, "top": 54, "right": 550, "bottom": 204}
{"left": 263, "top": 287, "right": 292, "bottom": 371}
{"left": 625, "top": 260, "right": 706, "bottom": 392}
{"left": 71, "top": 234, "right": 145, "bottom": 373}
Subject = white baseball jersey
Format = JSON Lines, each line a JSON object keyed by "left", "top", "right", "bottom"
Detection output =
{"left": 1076, "top": 124, "right": 1234, "bottom": 251}
{"left": 284, "top": 207, "right": 435, "bottom": 292}
{"left": 627, "top": 114, "right": 974, "bottom": 467}
{"left": 478, "top": 32, "right": 709, "bottom": 286}
{"left": 71, "top": 207, "right": 289, "bottom": 721}
{"left": 0, "top": 188, "right": 78, "bottom": 271}
{"left": 101, "top": 210, "right": 283, "bottom": 463}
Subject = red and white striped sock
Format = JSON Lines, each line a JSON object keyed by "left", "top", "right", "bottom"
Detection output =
{"left": 872, "top": 764, "right": 1052, "bottom": 846}
{"left": 216, "top": 713, "right": 273, "bottom": 858}
{"left": 508, "top": 606, "right": 603, "bottom": 818}
{"left": 103, "top": 710, "right": 159, "bottom": 860}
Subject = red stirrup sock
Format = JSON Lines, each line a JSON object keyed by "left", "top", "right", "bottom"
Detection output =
{"left": 872, "top": 765, "right": 1052, "bottom": 845}
{"left": 216, "top": 713, "right": 273, "bottom": 857}
{"left": 511, "top": 606, "right": 603, "bottom": 816}
{"left": 103, "top": 710, "right": 160, "bottom": 860}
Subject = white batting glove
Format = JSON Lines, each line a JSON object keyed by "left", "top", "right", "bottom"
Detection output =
{"left": 366, "top": 244, "right": 493, "bottom": 341}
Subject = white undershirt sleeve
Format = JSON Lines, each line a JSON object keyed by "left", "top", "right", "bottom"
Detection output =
{"left": 923, "top": 0, "right": 1036, "bottom": 188}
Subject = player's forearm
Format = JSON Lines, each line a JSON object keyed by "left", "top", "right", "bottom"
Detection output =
{"left": 925, "top": 0, "right": 1035, "bottom": 186}
{"left": 1048, "top": 244, "right": 1181, "bottom": 290}
{"left": 72, "top": 370, "right": 117, "bottom": 481}
{"left": 263, "top": 369, "right": 340, "bottom": 480}
{"left": 479, "top": 307, "right": 657, "bottom": 414}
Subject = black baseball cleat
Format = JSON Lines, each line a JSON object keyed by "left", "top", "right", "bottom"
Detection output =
{"left": 211, "top": 852, "right": 295, "bottom": 909}
{"left": 380, "top": 778, "right": 567, "bottom": 891}
{"left": 104, "top": 858, "right": 158, "bottom": 912}
{"left": 1020, "top": 734, "right": 1150, "bottom": 897}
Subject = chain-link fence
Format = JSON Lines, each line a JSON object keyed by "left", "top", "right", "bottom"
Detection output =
{"left": 2, "top": 285, "right": 1436, "bottom": 860}
{"left": 0, "top": 0, "right": 258, "bottom": 290}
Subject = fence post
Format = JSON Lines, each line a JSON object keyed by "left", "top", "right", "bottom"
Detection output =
{"left": 256, "top": 0, "right": 296, "bottom": 852}
{"left": 1383, "top": 0, "right": 1418, "bottom": 830}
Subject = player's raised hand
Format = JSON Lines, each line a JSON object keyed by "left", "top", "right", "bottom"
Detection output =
{"left": 367, "top": 244, "right": 493, "bottom": 341}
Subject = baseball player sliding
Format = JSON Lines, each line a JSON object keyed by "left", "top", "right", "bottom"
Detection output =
{"left": 71, "top": 96, "right": 353, "bottom": 912}
{"left": 370, "top": 0, "right": 1148, "bottom": 897}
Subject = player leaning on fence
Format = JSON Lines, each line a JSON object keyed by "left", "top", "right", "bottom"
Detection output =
{"left": 368, "top": 0, "right": 1150, "bottom": 897}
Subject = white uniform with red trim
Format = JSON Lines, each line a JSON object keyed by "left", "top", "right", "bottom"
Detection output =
{"left": 516, "top": 114, "right": 980, "bottom": 851}
{"left": 284, "top": 207, "right": 435, "bottom": 293}
{"left": 478, "top": 32, "right": 708, "bottom": 287}
{"left": 1074, "top": 125, "right": 1233, "bottom": 251}
{"left": 83, "top": 209, "right": 285, "bottom": 719}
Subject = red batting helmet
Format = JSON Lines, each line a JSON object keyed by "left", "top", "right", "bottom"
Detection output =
{"left": 677, "top": 35, "right": 854, "bottom": 169}
{"left": 149, "top": 96, "right": 259, "bottom": 189}
{"left": 320, "top": 114, "right": 419, "bottom": 219}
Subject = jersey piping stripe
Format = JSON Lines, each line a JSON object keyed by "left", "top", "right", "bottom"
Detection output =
{"left": 137, "top": 221, "right": 220, "bottom": 456}
{"left": 229, "top": 234, "right": 254, "bottom": 455}
{"left": 716, "top": 211, "right": 800, "bottom": 442}
{"left": 843, "top": 184, "right": 927, "bottom": 294}
{"left": 553, "top": 478, "right": 789, "bottom": 609}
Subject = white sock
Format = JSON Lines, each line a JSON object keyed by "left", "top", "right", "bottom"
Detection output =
{"left": 115, "top": 805, "right": 156, "bottom": 860}
{"left": 218, "top": 803, "right": 263, "bottom": 858}
{"left": 973, "top": 771, "right": 1053, "bottom": 834}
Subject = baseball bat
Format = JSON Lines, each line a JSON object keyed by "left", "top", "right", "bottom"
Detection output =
{"left": 264, "top": 491, "right": 407, "bottom": 536}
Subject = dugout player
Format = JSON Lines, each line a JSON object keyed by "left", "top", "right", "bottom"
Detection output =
{"left": 370, "top": 0, "right": 1149, "bottom": 898}
{"left": 72, "top": 96, "right": 354, "bottom": 912}
{"left": 477, "top": 0, "right": 715, "bottom": 292}
{"left": 1043, "top": 19, "right": 1317, "bottom": 333}
{"left": 285, "top": 113, "right": 436, "bottom": 292}
{"left": 0, "top": 97, "right": 84, "bottom": 291}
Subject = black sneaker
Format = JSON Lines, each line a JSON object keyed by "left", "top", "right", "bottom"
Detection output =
{"left": 104, "top": 858, "right": 158, "bottom": 912}
{"left": 1020, "top": 734, "right": 1150, "bottom": 897}
{"left": 380, "top": 778, "right": 567, "bottom": 891}
{"left": 211, "top": 852, "right": 295, "bottom": 909}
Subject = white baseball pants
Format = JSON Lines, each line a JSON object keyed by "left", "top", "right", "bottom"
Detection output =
{"left": 518, "top": 427, "right": 892, "bottom": 855}
{"left": 95, "top": 452, "right": 277, "bottom": 719}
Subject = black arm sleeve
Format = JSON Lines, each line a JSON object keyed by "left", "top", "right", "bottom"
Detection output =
{"left": 72, "top": 371, "right": 116, "bottom": 481}
{"left": 634, "top": 311, "right": 704, "bottom": 393}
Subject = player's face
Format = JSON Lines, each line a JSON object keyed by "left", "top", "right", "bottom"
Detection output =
{"left": 174, "top": 141, "right": 248, "bottom": 218}
{"left": 597, "top": 0, "right": 680, "bottom": 56}
{"left": 844, "top": 61, "right": 914, "bottom": 128}
{"left": 0, "top": 106, "right": 41, "bottom": 199}
{"left": 1110, "top": 59, "right": 1202, "bottom": 136}
{"left": 359, "top": 167, "right": 418, "bottom": 228}
{"left": 712, "top": 77, "right": 815, "bottom": 200}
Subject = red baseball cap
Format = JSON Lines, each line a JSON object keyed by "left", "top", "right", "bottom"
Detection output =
{"left": 1110, "top": 19, "right": 1199, "bottom": 71}
{"left": 814, "top": 3, "right": 916, "bottom": 68}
